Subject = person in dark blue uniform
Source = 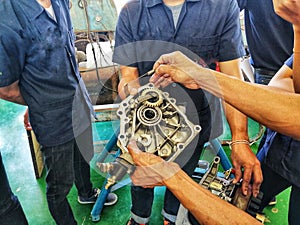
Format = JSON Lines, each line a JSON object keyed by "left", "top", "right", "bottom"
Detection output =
{"left": 0, "top": 152, "right": 28, "bottom": 225}
{"left": 258, "top": 55, "right": 300, "bottom": 225}
{"left": 237, "top": 0, "right": 293, "bottom": 84}
{"left": 0, "top": 0, "right": 116, "bottom": 224}
{"left": 113, "top": 0, "right": 261, "bottom": 224}
{"left": 237, "top": 0, "right": 295, "bottom": 208}
{"left": 150, "top": 50, "right": 300, "bottom": 225}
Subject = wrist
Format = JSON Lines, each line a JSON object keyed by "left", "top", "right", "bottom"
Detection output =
{"left": 227, "top": 140, "right": 250, "bottom": 150}
{"left": 161, "top": 161, "right": 181, "bottom": 185}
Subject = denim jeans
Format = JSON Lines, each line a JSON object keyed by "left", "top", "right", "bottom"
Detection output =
{"left": 130, "top": 110, "right": 211, "bottom": 225}
{"left": 254, "top": 68, "right": 276, "bottom": 85}
{"left": 0, "top": 152, "right": 28, "bottom": 225}
{"left": 41, "top": 127, "right": 93, "bottom": 225}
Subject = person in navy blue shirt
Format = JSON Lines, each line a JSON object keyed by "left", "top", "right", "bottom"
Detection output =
{"left": 237, "top": 0, "right": 296, "bottom": 209}
{"left": 257, "top": 55, "right": 300, "bottom": 225}
{"left": 0, "top": 0, "right": 117, "bottom": 224}
{"left": 150, "top": 50, "right": 300, "bottom": 225}
{"left": 237, "top": 0, "right": 293, "bottom": 84}
{"left": 113, "top": 0, "right": 262, "bottom": 224}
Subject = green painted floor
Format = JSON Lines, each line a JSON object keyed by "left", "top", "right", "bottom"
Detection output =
{"left": 0, "top": 99, "right": 290, "bottom": 225}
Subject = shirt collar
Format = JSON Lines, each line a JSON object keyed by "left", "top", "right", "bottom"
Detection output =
{"left": 145, "top": 0, "right": 201, "bottom": 8}
{"left": 19, "top": 0, "right": 59, "bottom": 22}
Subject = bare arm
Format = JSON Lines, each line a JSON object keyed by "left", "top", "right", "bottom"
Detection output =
{"left": 212, "top": 71, "right": 300, "bottom": 140}
{"left": 151, "top": 51, "right": 300, "bottom": 140}
{"left": 219, "top": 60, "right": 262, "bottom": 197}
{"left": 272, "top": 0, "right": 300, "bottom": 92}
{"left": 165, "top": 170, "right": 261, "bottom": 225}
{"left": 268, "top": 64, "right": 294, "bottom": 92}
{"left": 272, "top": 0, "right": 300, "bottom": 26}
{"left": 127, "top": 141, "right": 261, "bottom": 225}
{"left": 0, "top": 80, "right": 26, "bottom": 105}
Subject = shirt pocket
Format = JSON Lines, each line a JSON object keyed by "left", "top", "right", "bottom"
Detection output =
{"left": 188, "top": 35, "right": 220, "bottom": 64}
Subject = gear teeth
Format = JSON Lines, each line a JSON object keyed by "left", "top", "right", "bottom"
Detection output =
{"left": 141, "top": 88, "right": 163, "bottom": 107}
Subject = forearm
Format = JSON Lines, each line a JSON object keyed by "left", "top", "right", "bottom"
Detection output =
{"left": 293, "top": 26, "right": 300, "bottom": 93}
{"left": 0, "top": 81, "right": 26, "bottom": 105}
{"left": 224, "top": 103, "right": 249, "bottom": 140}
{"left": 164, "top": 170, "right": 261, "bottom": 225}
{"left": 219, "top": 60, "right": 249, "bottom": 140}
{"left": 197, "top": 69, "right": 300, "bottom": 139}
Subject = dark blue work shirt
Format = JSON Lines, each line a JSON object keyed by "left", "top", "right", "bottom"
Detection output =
{"left": 262, "top": 55, "right": 300, "bottom": 187}
{"left": 114, "top": 0, "right": 245, "bottom": 68}
{"left": 113, "top": 0, "right": 245, "bottom": 140}
{"left": 237, "top": 0, "right": 293, "bottom": 71}
{"left": 0, "top": 0, "right": 94, "bottom": 146}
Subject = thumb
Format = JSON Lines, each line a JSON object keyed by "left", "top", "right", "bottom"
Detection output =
{"left": 127, "top": 139, "right": 141, "bottom": 156}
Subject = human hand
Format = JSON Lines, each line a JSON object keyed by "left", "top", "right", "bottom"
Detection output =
{"left": 127, "top": 140, "right": 180, "bottom": 187}
{"left": 118, "top": 66, "right": 140, "bottom": 99}
{"left": 273, "top": 0, "right": 300, "bottom": 26}
{"left": 120, "top": 80, "right": 140, "bottom": 98}
{"left": 150, "top": 51, "right": 202, "bottom": 89}
{"left": 230, "top": 143, "right": 262, "bottom": 197}
{"left": 24, "top": 108, "right": 32, "bottom": 131}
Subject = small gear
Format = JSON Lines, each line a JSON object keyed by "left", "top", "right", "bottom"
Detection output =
{"left": 140, "top": 87, "right": 164, "bottom": 107}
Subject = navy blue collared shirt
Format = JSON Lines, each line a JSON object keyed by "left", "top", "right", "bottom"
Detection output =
{"left": 237, "top": 0, "right": 293, "bottom": 71}
{"left": 113, "top": 0, "right": 245, "bottom": 69}
{"left": 113, "top": 0, "right": 245, "bottom": 140}
{"left": 261, "top": 55, "right": 300, "bottom": 187}
{"left": 0, "top": 0, "right": 94, "bottom": 146}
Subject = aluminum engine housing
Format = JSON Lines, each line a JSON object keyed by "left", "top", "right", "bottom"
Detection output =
{"left": 117, "top": 83, "right": 201, "bottom": 162}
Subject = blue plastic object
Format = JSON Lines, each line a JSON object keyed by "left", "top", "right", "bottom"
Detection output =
{"left": 91, "top": 127, "right": 120, "bottom": 222}
{"left": 209, "top": 138, "right": 232, "bottom": 171}
{"left": 95, "top": 126, "right": 119, "bottom": 163}
{"left": 91, "top": 183, "right": 111, "bottom": 222}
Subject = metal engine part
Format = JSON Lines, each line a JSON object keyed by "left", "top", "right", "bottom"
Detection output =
{"left": 197, "top": 156, "right": 265, "bottom": 223}
{"left": 117, "top": 83, "right": 201, "bottom": 162}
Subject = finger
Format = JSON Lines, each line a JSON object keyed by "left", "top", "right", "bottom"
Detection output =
{"left": 154, "top": 75, "right": 172, "bottom": 88}
{"left": 127, "top": 139, "right": 141, "bottom": 156}
{"left": 153, "top": 53, "right": 172, "bottom": 70}
{"left": 159, "top": 79, "right": 172, "bottom": 88}
{"left": 232, "top": 166, "right": 242, "bottom": 184}
{"left": 24, "top": 123, "right": 32, "bottom": 131}
{"left": 241, "top": 168, "right": 252, "bottom": 196}
{"left": 149, "top": 73, "right": 159, "bottom": 83}
{"left": 142, "top": 185, "right": 155, "bottom": 189}
{"left": 153, "top": 61, "right": 161, "bottom": 71}
{"left": 251, "top": 166, "right": 263, "bottom": 197}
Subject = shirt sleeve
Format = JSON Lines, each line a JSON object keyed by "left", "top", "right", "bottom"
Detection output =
{"left": 0, "top": 24, "right": 26, "bottom": 87}
{"left": 284, "top": 54, "right": 294, "bottom": 68}
{"left": 112, "top": 4, "right": 138, "bottom": 67}
{"left": 218, "top": 0, "right": 245, "bottom": 62}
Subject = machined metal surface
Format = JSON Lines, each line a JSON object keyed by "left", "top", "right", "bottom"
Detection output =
{"left": 117, "top": 83, "right": 201, "bottom": 162}
{"left": 198, "top": 156, "right": 265, "bottom": 223}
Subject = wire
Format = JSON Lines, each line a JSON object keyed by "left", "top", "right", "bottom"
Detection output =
{"left": 78, "top": 0, "right": 118, "bottom": 95}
